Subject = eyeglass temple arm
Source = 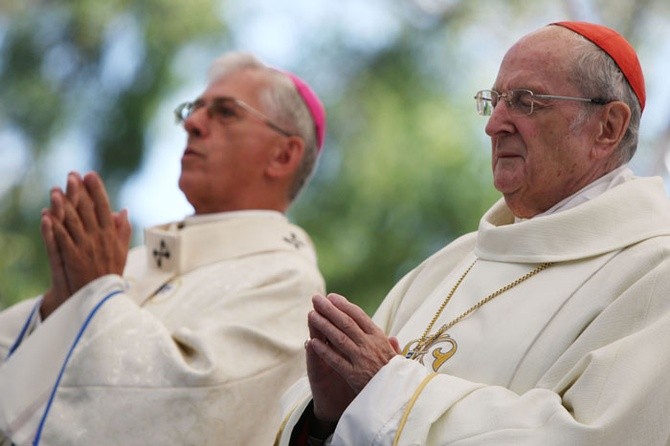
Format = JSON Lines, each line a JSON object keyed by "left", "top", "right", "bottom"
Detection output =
{"left": 532, "top": 93, "right": 608, "bottom": 104}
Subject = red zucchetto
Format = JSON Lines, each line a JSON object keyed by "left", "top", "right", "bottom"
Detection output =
{"left": 552, "top": 21, "right": 646, "bottom": 112}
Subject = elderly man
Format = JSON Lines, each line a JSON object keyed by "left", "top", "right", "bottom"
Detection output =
{"left": 276, "top": 22, "right": 670, "bottom": 445}
{"left": 0, "top": 52, "right": 326, "bottom": 445}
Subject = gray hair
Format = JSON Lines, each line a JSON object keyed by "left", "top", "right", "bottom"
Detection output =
{"left": 208, "top": 52, "right": 319, "bottom": 201}
{"left": 564, "top": 31, "right": 641, "bottom": 165}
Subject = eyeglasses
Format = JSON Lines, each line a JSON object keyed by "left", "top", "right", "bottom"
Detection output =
{"left": 174, "top": 96, "right": 293, "bottom": 137}
{"left": 474, "top": 89, "right": 608, "bottom": 116}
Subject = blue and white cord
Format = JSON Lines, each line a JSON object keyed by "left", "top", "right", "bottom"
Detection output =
{"left": 30, "top": 289, "right": 123, "bottom": 446}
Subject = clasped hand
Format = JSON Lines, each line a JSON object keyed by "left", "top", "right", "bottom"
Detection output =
{"left": 305, "top": 293, "right": 401, "bottom": 423}
{"left": 40, "top": 172, "right": 131, "bottom": 318}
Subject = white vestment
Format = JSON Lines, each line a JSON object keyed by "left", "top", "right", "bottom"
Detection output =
{"left": 277, "top": 177, "right": 670, "bottom": 445}
{"left": 0, "top": 211, "right": 324, "bottom": 446}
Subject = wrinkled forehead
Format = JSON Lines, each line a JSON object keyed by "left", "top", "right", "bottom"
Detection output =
{"left": 201, "top": 68, "right": 272, "bottom": 107}
{"left": 494, "top": 27, "right": 577, "bottom": 90}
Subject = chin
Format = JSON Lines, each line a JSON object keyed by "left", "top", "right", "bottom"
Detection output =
{"left": 493, "top": 180, "right": 515, "bottom": 195}
{"left": 177, "top": 178, "right": 187, "bottom": 195}
{"left": 493, "top": 170, "right": 527, "bottom": 193}
{"left": 177, "top": 178, "right": 197, "bottom": 202}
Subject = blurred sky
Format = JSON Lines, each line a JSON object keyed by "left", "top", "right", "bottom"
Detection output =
{"left": 80, "top": 0, "right": 670, "bottom": 229}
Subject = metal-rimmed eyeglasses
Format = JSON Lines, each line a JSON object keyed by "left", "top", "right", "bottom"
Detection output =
{"left": 174, "top": 96, "right": 293, "bottom": 137}
{"left": 474, "top": 89, "right": 608, "bottom": 116}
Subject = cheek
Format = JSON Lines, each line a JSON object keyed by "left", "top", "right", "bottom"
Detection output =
{"left": 530, "top": 133, "right": 581, "bottom": 181}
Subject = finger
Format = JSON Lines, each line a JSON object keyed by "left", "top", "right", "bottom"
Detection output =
{"left": 308, "top": 294, "right": 328, "bottom": 335}
{"left": 49, "top": 214, "right": 93, "bottom": 295}
{"left": 49, "top": 211, "right": 83, "bottom": 276}
{"left": 306, "top": 305, "right": 336, "bottom": 370}
{"left": 41, "top": 211, "right": 71, "bottom": 295}
{"left": 83, "top": 172, "right": 114, "bottom": 228}
{"left": 307, "top": 318, "right": 328, "bottom": 354}
{"left": 310, "top": 296, "right": 360, "bottom": 356}
{"left": 305, "top": 322, "right": 324, "bottom": 364}
{"left": 307, "top": 312, "right": 320, "bottom": 341}
{"left": 327, "top": 293, "right": 381, "bottom": 335}
{"left": 113, "top": 209, "right": 132, "bottom": 248}
{"left": 65, "top": 172, "right": 94, "bottom": 231}
{"left": 57, "top": 189, "right": 88, "bottom": 245}
{"left": 41, "top": 211, "right": 62, "bottom": 272}
{"left": 65, "top": 172, "right": 84, "bottom": 208}
{"left": 309, "top": 335, "right": 353, "bottom": 379}
{"left": 313, "top": 294, "right": 367, "bottom": 345}
{"left": 388, "top": 336, "right": 401, "bottom": 354}
{"left": 50, "top": 188, "right": 65, "bottom": 222}
{"left": 73, "top": 180, "right": 100, "bottom": 232}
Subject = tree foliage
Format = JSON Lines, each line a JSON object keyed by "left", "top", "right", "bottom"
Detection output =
{"left": 1, "top": 0, "right": 669, "bottom": 315}
{"left": 291, "top": 39, "right": 497, "bottom": 313}
{"left": 0, "top": 0, "right": 224, "bottom": 306}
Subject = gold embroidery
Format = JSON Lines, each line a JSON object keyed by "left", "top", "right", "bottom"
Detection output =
{"left": 403, "top": 259, "right": 551, "bottom": 370}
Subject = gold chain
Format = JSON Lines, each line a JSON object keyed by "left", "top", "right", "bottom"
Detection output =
{"left": 407, "top": 259, "right": 552, "bottom": 360}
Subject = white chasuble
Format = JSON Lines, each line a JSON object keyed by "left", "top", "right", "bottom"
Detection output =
{"left": 277, "top": 177, "right": 670, "bottom": 446}
{"left": 0, "top": 212, "right": 324, "bottom": 446}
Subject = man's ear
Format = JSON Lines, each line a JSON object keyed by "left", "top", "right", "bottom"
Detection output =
{"left": 266, "top": 136, "right": 305, "bottom": 179}
{"left": 592, "top": 101, "right": 631, "bottom": 159}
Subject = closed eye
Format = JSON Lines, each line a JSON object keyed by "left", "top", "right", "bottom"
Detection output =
{"left": 210, "top": 98, "right": 240, "bottom": 120}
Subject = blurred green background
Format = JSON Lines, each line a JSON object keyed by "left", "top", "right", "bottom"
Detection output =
{"left": 1, "top": 0, "right": 669, "bottom": 314}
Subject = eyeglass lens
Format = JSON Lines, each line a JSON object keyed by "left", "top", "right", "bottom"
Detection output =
{"left": 176, "top": 98, "right": 243, "bottom": 123}
{"left": 475, "top": 90, "right": 535, "bottom": 116}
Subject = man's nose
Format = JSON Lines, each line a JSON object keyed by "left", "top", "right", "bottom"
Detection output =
{"left": 183, "top": 107, "right": 210, "bottom": 137}
{"left": 484, "top": 100, "right": 514, "bottom": 137}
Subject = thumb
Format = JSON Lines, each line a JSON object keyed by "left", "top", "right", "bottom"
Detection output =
{"left": 388, "top": 336, "right": 401, "bottom": 354}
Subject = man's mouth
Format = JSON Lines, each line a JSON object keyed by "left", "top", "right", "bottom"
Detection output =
{"left": 183, "top": 146, "right": 204, "bottom": 158}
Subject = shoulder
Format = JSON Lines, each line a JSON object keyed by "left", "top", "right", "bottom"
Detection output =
{"left": 373, "top": 231, "right": 477, "bottom": 329}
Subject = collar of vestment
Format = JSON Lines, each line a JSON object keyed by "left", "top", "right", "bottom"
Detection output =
{"left": 124, "top": 211, "right": 316, "bottom": 304}
{"left": 179, "top": 209, "right": 283, "bottom": 227}
{"left": 514, "top": 165, "right": 634, "bottom": 222}
{"left": 476, "top": 176, "right": 670, "bottom": 263}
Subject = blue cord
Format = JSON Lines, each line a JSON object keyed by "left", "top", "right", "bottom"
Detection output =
{"left": 5, "top": 298, "right": 42, "bottom": 361}
{"left": 32, "top": 289, "right": 123, "bottom": 446}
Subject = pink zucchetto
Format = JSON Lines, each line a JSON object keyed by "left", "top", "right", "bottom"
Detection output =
{"left": 279, "top": 71, "right": 327, "bottom": 151}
